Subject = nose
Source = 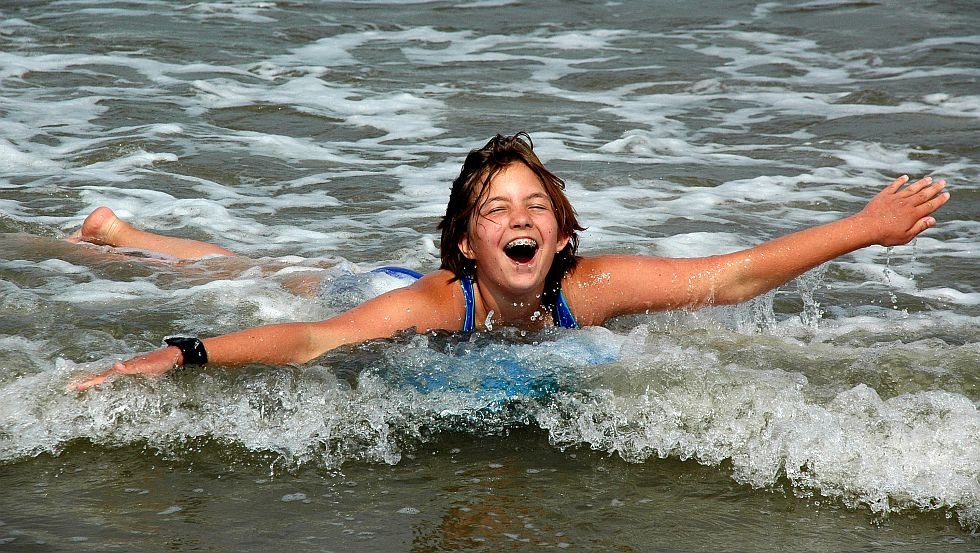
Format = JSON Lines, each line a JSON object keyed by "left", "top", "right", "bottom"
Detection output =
{"left": 511, "top": 206, "right": 533, "bottom": 228}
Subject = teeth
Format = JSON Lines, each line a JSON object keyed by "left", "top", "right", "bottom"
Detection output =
{"left": 505, "top": 238, "right": 538, "bottom": 250}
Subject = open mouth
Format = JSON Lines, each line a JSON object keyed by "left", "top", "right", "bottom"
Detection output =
{"left": 504, "top": 238, "right": 538, "bottom": 264}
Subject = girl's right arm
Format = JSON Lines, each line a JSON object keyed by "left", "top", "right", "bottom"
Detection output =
{"left": 71, "top": 271, "right": 463, "bottom": 391}
{"left": 71, "top": 321, "right": 336, "bottom": 391}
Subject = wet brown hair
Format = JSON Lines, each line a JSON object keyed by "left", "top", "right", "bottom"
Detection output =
{"left": 438, "top": 133, "right": 584, "bottom": 298}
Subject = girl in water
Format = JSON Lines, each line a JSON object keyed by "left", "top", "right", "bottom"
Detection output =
{"left": 72, "top": 133, "right": 949, "bottom": 391}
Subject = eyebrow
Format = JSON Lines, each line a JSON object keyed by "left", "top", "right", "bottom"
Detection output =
{"left": 483, "top": 192, "right": 551, "bottom": 204}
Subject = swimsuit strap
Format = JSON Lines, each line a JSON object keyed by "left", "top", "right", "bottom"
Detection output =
{"left": 459, "top": 274, "right": 578, "bottom": 331}
{"left": 461, "top": 273, "right": 476, "bottom": 332}
{"left": 553, "top": 288, "right": 579, "bottom": 329}
{"left": 371, "top": 266, "right": 424, "bottom": 279}
{"left": 367, "top": 268, "right": 573, "bottom": 331}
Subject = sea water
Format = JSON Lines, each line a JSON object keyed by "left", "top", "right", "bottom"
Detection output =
{"left": 0, "top": 1, "right": 977, "bottom": 551}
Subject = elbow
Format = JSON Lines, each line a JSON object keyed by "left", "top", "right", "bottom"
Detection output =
{"left": 711, "top": 256, "right": 778, "bottom": 306}
{"left": 705, "top": 277, "right": 771, "bottom": 307}
{"left": 682, "top": 255, "right": 763, "bottom": 308}
{"left": 715, "top": 287, "right": 762, "bottom": 306}
{"left": 297, "top": 320, "right": 346, "bottom": 363}
{"left": 683, "top": 273, "right": 760, "bottom": 309}
{"left": 725, "top": 279, "right": 765, "bottom": 304}
{"left": 298, "top": 325, "right": 326, "bottom": 364}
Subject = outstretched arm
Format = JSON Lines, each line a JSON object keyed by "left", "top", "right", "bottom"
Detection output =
{"left": 571, "top": 175, "right": 950, "bottom": 322}
{"left": 700, "top": 174, "right": 949, "bottom": 304}
{"left": 71, "top": 272, "right": 463, "bottom": 390}
{"left": 71, "top": 322, "right": 327, "bottom": 391}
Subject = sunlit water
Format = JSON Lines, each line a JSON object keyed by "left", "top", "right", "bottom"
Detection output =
{"left": 0, "top": 1, "right": 977, "bottom": 551}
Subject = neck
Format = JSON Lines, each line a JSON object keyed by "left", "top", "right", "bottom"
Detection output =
{"left": 472, "top": 279, "right": 551, "bottom": 330}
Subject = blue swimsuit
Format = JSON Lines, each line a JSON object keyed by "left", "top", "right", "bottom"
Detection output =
{"left": 372, "top": 267, "right": 579, "bottom": 332}
{"left": 459, "top": 273, "right": 577, "bottom": 331}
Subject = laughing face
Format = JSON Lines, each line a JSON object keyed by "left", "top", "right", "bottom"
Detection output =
{"left": 458, "top": 162, "right": 570, "bottom": 296}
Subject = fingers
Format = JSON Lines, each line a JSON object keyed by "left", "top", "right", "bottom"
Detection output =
{"left": 906, "top": 216, "right": 937, "bottom": 241}
{"left": 884, "top": 174, "right": 910, "bottom": 193}
{"left": 897, "top": 175, "right": 933, "bottom": 196}
{"left": 912, "top": 182, "right": 950, "bottom": 216}
{"left": 898, "top": 175, "right": 949, "bottom": 201}
{"left": 68, "top": 362, "right": 126, "bottom": 392}
{"left": 886, "top": 175, "right": 949, "bottom": 218}
{"left": 69, "top": 372, "right": 109, "bottom": 392}
{"left": 867, "top": 175, "right": 949, "bottom": 247}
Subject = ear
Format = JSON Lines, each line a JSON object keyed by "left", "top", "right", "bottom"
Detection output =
{"left": 459, "top": 234, "right": 476, "bottom": 260}
{"left": 556, "top": 233, "right": 571, "bottom": 253}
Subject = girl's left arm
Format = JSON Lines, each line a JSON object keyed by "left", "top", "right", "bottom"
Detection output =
{"left": 701, "top": 174, "right": 948, "bottom": 304}
{"left": 571, "top": 175, "right": 950, "bottom": 322}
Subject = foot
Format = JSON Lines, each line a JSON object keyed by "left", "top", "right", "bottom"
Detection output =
{"left": 69, "top": 206, "right": 128, "bottom": 246}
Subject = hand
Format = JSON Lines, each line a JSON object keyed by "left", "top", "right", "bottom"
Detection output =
{"left": 70, "top": 347, "right": 181, "bottom": 391}
{"left": 856, "top": 175, "right": 950, "bottom": 247}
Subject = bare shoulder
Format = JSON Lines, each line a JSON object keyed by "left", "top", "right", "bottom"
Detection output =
{"left": 354, "top": 269, "right": 464, "bottom": 332}
{"left": 307, "top": 269, "right": 466, "bottom": 352}
{"left": 365, "top": 269, "right": 465, "bottom": 329}
{"left": 412, "top": 269, "right": 461, "bottom": 295}
{"left": 407, "top": 268, "right": 464, "bottom": 305}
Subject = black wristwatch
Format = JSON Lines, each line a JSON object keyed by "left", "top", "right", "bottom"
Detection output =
{"left": 164, "top": 336, "right": 209, "bottom": 366}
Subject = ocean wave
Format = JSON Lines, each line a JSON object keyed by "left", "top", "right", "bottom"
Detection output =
{"left": 1, "top": 322, "right": 975, "bottom": 530}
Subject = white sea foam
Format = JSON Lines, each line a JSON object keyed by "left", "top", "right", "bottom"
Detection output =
{"left": 183, "top": 1, "right": 278, "bottom": 23}
{"left": 916, "top": 288, "right": 980, "bottom": 307}
{"left": 51, "top": 279, "right": 170, "bottom": 303}
{"left": 535, "top": 330, "right": 980, "bottom": 527}
{"left": 0, "top": 138, "right": 62, "bottom": 173}
{"left": 1, "top": 316, "right": 974, "bottom": 526}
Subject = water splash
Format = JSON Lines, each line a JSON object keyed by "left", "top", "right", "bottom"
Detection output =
{"left": 534, "top": 337, "right": 980, "bottom": 530}
{"left": 796, "top": 265, "right": 827, "bottom": 330}
{"left": 0, "top": 317, "right": 976, "bottom": 530}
